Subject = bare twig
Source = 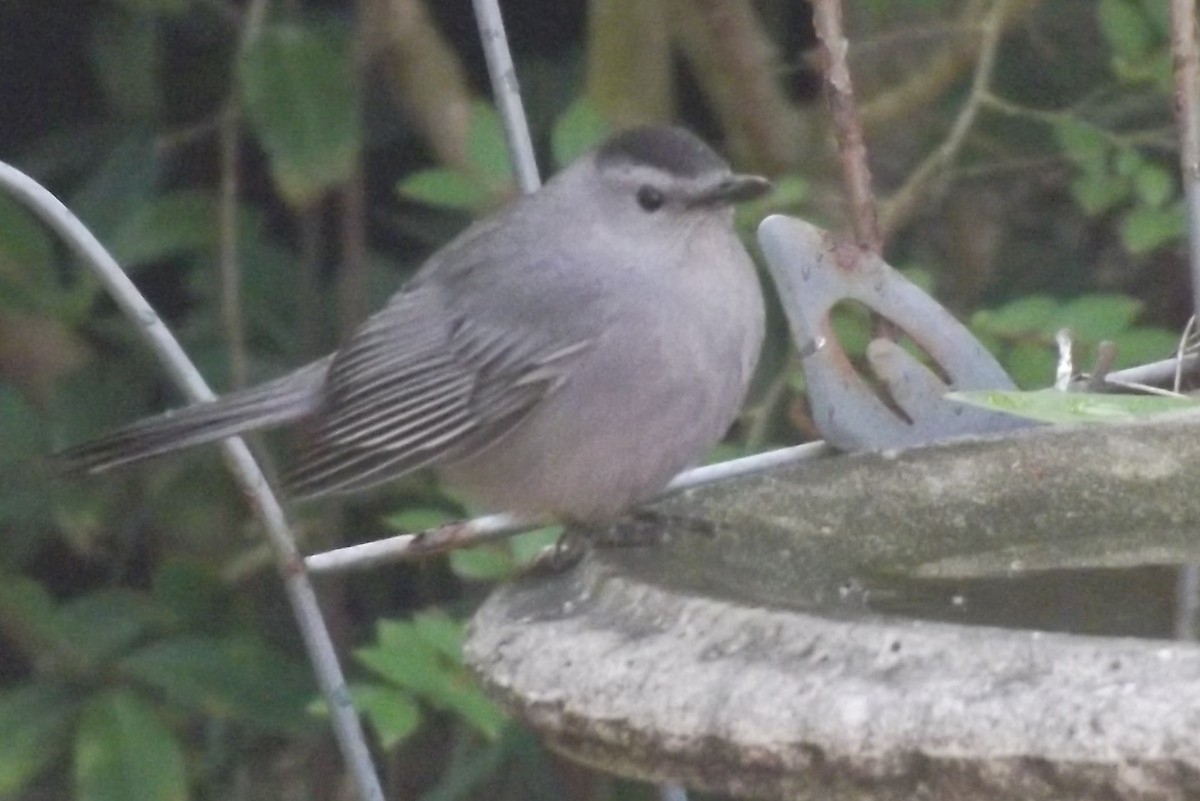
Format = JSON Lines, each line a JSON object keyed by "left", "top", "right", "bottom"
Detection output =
{"left": 339, "top": 5, "right": 370, "bottom": 333}
{"left": 812, "top": 0, "right": 881, "bottom": 253}
{"left": 670, "top": 0, "right": 805, "bottom": 174}
{"left": 472, "top": 0, "right": 540, "bottom": 194}
{"left": 1053, "top": 328, "right": 1073, "bottom": 391}
{"left": 586, "top": 0, "right": 674, "bottom": 126}
{"left": 1084, "top": 341, "right": 1118, "bottom": 392}
{"left": 859, "top": 0, "right": 1040, "bottom": 132}
{"left": 305, "top": 442, "right": 833, "bottom": 573}
{"left": 1170, "top": 0, "right": 1200, "bottom": 643}
{"left": 1174, "top": 316, "right": 1198, "bottom": 392}
{"left": 1171, "top": 0, "right": 1200, "bottom": 325}
{"left": 879, "top": 0, "right": 1009, "bottom": 240}
{"left": 361, "top": 0, "right": 475, "bottom": 172}
{"left": 218, "top": 107, "right": 247, "bottom": 389}
{"left": 0, "top": 161, "right": 385, "bottom": 801}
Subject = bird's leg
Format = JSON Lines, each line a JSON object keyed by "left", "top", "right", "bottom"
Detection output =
{"left": 582, "top": 509, "right": 716, "bottom": 548}
{"left": 523, "top": 526, "right": 589, "bottom": 575}
{"left": 521, "top": 511, "right": 717, "bottom": 576}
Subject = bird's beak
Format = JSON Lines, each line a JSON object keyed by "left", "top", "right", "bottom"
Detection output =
{"left": 691, "top": 173, "right": 772, "bottom": 207}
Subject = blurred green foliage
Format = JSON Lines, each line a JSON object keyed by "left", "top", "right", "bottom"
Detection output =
{"left": 0, "top": 0, "right": 1195, "bottom": 799}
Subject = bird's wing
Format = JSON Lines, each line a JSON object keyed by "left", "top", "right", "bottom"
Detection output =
{"left": 286, "top": 286, "right": 591, "bottom": 498}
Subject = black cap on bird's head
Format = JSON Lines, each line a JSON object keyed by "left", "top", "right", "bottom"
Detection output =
{"left": 596, "top": 126, "right": 731, "bottom": 179}
{"left": 593, "top": 125, "right": 771, "bottom": 208}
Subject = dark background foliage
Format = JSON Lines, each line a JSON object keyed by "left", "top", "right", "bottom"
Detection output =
{"left": 0, "top": 0, "right": 1187, "bottom": 799}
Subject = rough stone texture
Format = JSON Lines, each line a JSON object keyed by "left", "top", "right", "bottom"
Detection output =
{"left": 465, "top": 416, "right": 1200, "bottom": 799}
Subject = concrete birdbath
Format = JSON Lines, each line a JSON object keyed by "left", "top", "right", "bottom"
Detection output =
{"left": 465, "top": 217, "right": 1200, "bottom": 799}
{"left": 465, "top": 415, "right": 1200, "bottom": 800}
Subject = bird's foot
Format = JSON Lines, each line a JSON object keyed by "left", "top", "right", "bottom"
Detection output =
{"left": 523, "top": 527, "right": 589, "bottom": 575}
{"left": 520, "top": 511, "right": 716, "bottom": 576}
{"left": 585, "top": 509, "right": 716, "bottom": 548}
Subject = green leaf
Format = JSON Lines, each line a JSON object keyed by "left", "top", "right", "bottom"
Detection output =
{"left": 971, "top": 295, "right": 1059, "bottom": 338}
{"left": 948, "top": 388, "right": 1200, "bottom": 424}
{"left": 1133, "top": 162, "right": 1174, "bottom": 208}
{"left": 551, "top": 101, "right": 610, "bottom": 167}
{"left": 0, "top": 389, "right": 48, "bottom": 464}
{"left": 1113, "top": 145, "right": 1144, "bottom": 177}
{"left": 1004, "top": 340, "right": 1057, "bottom": 389}
{"left": 1110, "top": 326, "right": 1181, "bottom": 367}
{"left": 346, "top": 684, "right": 421, "bottom": 750}
{"left": 384, "top": 506, "right": 457, "bottom": 533}
{"left": 239, "top": 22, "right": 361, "bottom": 207}
{"left": 466, "top": 102, "right": 515, "bottom": 187}
{"left": 91, "top": 11, "right": 161, "bottom": 119}
{"left": 151, "top": 560, "right": 232, "bottom": 634}
{"left": 74, "top": 689, "right": 187, "bottom": 801}
{"left": 121, "top": 636, "right": 316, "bottom": 733}
{"left": 829, "top": 303, "right": 871, "bottom": 357}
{"left": 113, "top": 0, "right": 190, "bottom": 13}
{"left": 412, "top": 610, "right": 465, "bottom": 659}
{"left": 1098, "top": 0, "right": 1154, "bottom": 60}
{"left": 1121, "top": 203, "right": 1186, "bottom": 253}
{"left": 1056, "top": 293, "right": 1143, "bottom": 341}
{"left": 355, "top": 617, "right": 506, "bottom": 739}
{"left": 107, "top": 191, "right": 217, "bottom": 267}
{"left": 510, "top": 526, "right": 563, "bottom": 565}
{"left": 1052, "top": 119, "right": 1108, "bottom": 173}
{"left": 1070, "top": 170, "right": 1129, "bottom": 215}
{"left": 397, "top": 169, "right": 492, "bottom": 211}
{"left": 356, "top": 620, "right": 442, "bottom": 695}
{"left": 56, "top": 590, "right": 169, "bottom": 667}
{"left": 449, "top": 545, "right": 514, "bottom": 582}
{"left": 0, "top": 574, "right": 62, "bottom": 653}
{"left": 69, "top": 132, "right": 161, "bottom": 241}
{"left": 0, "top": 192, "right": 53, "bottom": 275}
{"left": 0, "top": 684, "right": 79, "bottom": 797}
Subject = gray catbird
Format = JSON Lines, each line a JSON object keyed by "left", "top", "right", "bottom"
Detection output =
{"left": 55, "top": 126, "right": 769, "bottom": 522}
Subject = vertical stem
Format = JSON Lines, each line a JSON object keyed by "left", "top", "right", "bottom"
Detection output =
{"left": 0, "top": 162, "right": 386, "bottom": 801}
{"left": 471, "top": 0, "right": 541, "bottom": 193}
{"left": 340, "top": 1, "right": 369, "bottom": 334}
{"left": 218, "top": 107, "right": 247, "bottom": 388}
{"left": 297, "top": 204, "right": 324, "bottom": 359}
{"left": 811, "top": 0, "right": 881, "bottom": 254}
{"left": 670, "top": 0, "right": 803, "bottom": 173}
{"left": 586, "top": 0, "right": 673, "bottom": 126}
{"left": 1169, "top": 0, "right": 1200, "bottom": 641}
{"left": 1171, "top": 0, "right": 1200, "bottom": 327}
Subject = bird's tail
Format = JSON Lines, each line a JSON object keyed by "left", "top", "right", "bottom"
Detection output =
{"left": 53, "top": 358, "right": 331, "bottom": 475}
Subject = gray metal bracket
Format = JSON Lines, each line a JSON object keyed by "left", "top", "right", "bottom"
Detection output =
{"left": 758, "top": 215, "right": 1035, "bottom": 450}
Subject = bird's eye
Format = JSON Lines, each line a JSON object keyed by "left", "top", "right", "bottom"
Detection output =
{"left": 636, "top": 185, "right": 665, "bottom": 212}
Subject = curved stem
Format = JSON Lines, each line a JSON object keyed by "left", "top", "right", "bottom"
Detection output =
{"left": 0, "top": 161, "right": 385, "bottom": 801}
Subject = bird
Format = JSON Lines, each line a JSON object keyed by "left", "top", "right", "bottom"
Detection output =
{"left": 54, "top": 125, "right": 769, "bottom": 524}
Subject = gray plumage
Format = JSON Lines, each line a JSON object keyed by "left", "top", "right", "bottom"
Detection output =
{"left": 55, "top": 126, "right": 768, "bottom": 522}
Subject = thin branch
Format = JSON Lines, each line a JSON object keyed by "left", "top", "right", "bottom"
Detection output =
{"left": 670, "top": 0, "right": 805, "bottom": 174}
{"left": 586, "top": 0, "right": 674, "bottom": 127}
{"left": 1170, "top": 0, "right": 1200, "bottom": 644}
{"left": 878, "top": 0, "right": 1009, "bottom": 240}
{"left": 1053, "top": 328, "right": 1073, "bottom": 391}
{"left": 1174, "top": 316, "right": 1198, "bottom": 392}
{"left": 812, "top": 0, "right": 881, "bottom": 253}
{"left": 305, "top": 442, "right": 833, "bottom": 573}
{"left": 859, "top": 0, "right": 1040, "bottom": 132}
{"left": 338, "top": 2, "right": 370, "bottom": 334}
{"left": 361, "top": 0, "right": 475, "bottom": 172}
{"left": 471, "top": 0, "right": 541, "bottom": 193}
{"left": 1171, "top": 0, "right": 1200, "bottom": 336}
{"left": 0, "top": 161, "right": 386, "bottom": 801}
{"left": 218, "top": 107, "right": 247, "bottom": 388}
{"left": 743, "top": 361, "right": 793, "bottom": 452}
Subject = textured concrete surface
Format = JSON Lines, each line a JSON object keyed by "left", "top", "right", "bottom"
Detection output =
{"left": 466, "top": 416, "right": 1200, "bottom": 799}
